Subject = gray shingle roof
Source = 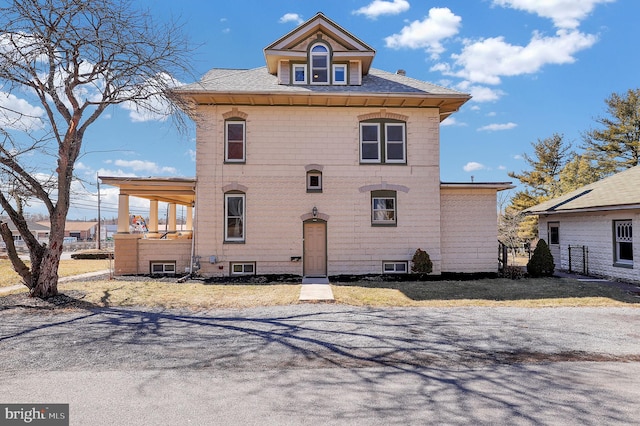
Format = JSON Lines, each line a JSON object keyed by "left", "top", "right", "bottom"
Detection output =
{"left": 526, "top": 166, "right": 640, "bottom": 214}
{"left": 176, "top": 67, "right": 466, "bottom": 96}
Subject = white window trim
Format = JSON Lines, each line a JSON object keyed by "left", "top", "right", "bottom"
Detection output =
{"left": 332, "top": 64, "right": 347, "bottom": 85}
{"left": 151, "top": 262, "right": 176, "bottom": 275}
{"left": 225, "top": 193, "right": 245, "bottom": 242}
{"left": 307, "top": 171, "right": 322, "bottom": 191}
{"left": 225, "top": 120, "right": 246, "bottom": 163}
{"left": 293, "top": 64, "right": 307, "bottom": 85}
{"left": 614, "top": 220, "right": 633, "bottom": 265}
{"left": 384, "top": 123, "right": 406, "bottom": 163}
{"left": 360, "top": 123, "right": 381, "bottom": 163}
{"left": 383, "top": 261, "right": 408, "bottom": 274}
{"left": 231, "top": 262, "right": 255, "bottom": 275}
{"left": 310, "top": 44, "right": 329, "bottom": 85}
{"left": 372, "top": 196, "right": 396, "bottom": 225}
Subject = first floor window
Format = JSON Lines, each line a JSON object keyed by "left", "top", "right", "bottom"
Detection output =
{"left": 231, "top": 262, "right": 255, "bottom": 275}
{"left": 614, "top": 220, "right": 633, "bottom": 265}
{"left": 372, "top": 190, "right": 397, "bottom": 226}
{"left": 225, "top": 120, "right": 245, "bottom": 162}
{"left": 383, "top": 261, "right": 407, "bottom": 274}
{"left": 225, "top": 193, "right": 245, "bottom": 242}
{"left": 549, "top": 223, "right": 559, "bottom": 245}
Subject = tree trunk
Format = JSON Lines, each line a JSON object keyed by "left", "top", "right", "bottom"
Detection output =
{"left": 30, "top": 248, "right": 62, "bottom": 298}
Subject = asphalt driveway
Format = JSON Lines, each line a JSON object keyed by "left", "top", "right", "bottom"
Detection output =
{"left": 1, "top": 304, "right": 639, "bottom": 425}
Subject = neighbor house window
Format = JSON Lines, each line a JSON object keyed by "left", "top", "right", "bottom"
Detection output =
{"left": 150, "top": 262, "right": 176, "bottom": 276}
{"left": 371, "top": 190, "right": 397, "bottom": 226}
{"left": 231, "top": 262, "right": 255, "bottom": 275}
{"left": 293, "top": 64, "right": 306, "bottom": 84}
{"left": 614, "top": 220, "right": 633, "bottom": 266}
{"left": 383, "top": 261, "right": 407, "bottom": 274}
{"left": 359, "top": 121, "right": 406, "bottom": 164}
{"left": 225, "top": 120, "right": 245, "bottom": 162}
{"left": 310, "top": 44, "right": 329, "bottom": 84}
{"left": 307, "top": 170, "right": 322, "bottom": 192}
{"left": 225, "top": 193, "right": 245, "bottom": 242}
{"left": 333, "top": 64, "right": 347, "bottom": 84}
{"left": 549, "top": 223, "right": 559, "bottom": 245}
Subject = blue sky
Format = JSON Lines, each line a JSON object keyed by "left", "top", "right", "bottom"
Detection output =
{"left": 11, "top": 0, "right": 636, "bottom": 219}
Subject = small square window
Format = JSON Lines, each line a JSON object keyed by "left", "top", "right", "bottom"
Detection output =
{"left": 307, "top": 171, "right": 322, "bottom": 192}
{"left": 293, "top": 65, "right": 306, "bottom": 84}
{"left": 333, "top": 64, "right": 347, "bottom": 85}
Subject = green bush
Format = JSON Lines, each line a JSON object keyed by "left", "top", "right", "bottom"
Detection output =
{"left": 411, "top": 248, "right": 433, "bottom": 274}
{"left": 526, "top": 239, "right": 555, "bottom": 277}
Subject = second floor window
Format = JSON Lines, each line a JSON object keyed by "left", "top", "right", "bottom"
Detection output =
{"left": 360, "top": 121, "right": 406, "bottom": 164}
{"left": 225, "top": 120, "right": 245, "bottom": 162}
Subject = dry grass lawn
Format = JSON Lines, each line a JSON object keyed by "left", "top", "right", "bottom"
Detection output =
{"left": 0, "top": 259, "right": 111, "bottom": 287}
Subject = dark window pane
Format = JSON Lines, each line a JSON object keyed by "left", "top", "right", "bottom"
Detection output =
{"left": 620, "top": 242, "right": 633, "bottom": 261}
{"left": 312, "top": 70, "right": 328, "bottom": 82}
{"left": 245, "top": 264, "right": 254, "bottom": 273}
{"left": 227, "top": 123, "right": 244, "bottom": 141}
{"left": 311, "top": 45, "right": 328, "bottom": 52}
{"left": 362, "top": 125, "right": 378, "bottom": 141}
{"left": 396, "top": 263, "right": 406, "bottom": 272}
{"left": 335, "top": 68, "right": 345, "bottom": 82}
{"left": 227, "top": 142, "right": 244, "bottom": 160}
{"left": 387, "top": 143, "right": 404, "bottom": 160}
{"left": 227, "top": 218, "right": 243, "bottom": 238}
{"left": 362, "top": 143, "right": 379, "bottom": 160}
{"left": 387, "top": 125, "right": 404, "bottom": 141}
{"left": 549, "top": 226, "right": 559, "bottom": 245}
{"left": 312, "top": 55, "right": 327, "bottom": 68}
{"left": 309, "top": 175, "right": 320, "bottom": 187}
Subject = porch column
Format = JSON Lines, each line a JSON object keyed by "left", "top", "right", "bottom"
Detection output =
{"left": 168, "top": 203, "right": 177, "bottom": 232}
{"left": 186, "top": 204, "right": 193, "bottom": 231}
{"left": 148, "top": 200, "right": 159, "bottom": 233}
{"left": 117, "top": 193, "right": 130, "bottom": 233}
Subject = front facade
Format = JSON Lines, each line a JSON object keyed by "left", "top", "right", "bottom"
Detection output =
{"left": 168, "top": 13, "right": 510, "bottom": 279}
{"left": 104, "top": 13, "right": 511, "bottom": 278}
{"left": 527, "top": 166, "right": 640, "bottom": 283}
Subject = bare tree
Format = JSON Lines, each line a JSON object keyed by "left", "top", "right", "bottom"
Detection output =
{"left": 0, "top": 0, "right": 193, "bottom": 297}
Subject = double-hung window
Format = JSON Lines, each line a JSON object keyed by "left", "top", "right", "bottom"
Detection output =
{"left": 311, "top": 44, "right": 329, "bottom": 84}
{"left": 371, "top": 190, "right": 397, "bottom": 226}
{"left": 359, "top": 121, "right": 406, "bottom": 164}
{"left": 225, "top": 193, "right": 245, "bottom": 242}
{"left": 614, "top": 220, "right": 633, "bottom": 266}
{"left": 225, "top": 120, "right": 245, "bottom": 162}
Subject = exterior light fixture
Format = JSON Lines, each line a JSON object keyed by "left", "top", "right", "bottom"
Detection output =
{"left": 312, "top": 206, "right": 318, "bottom": 218}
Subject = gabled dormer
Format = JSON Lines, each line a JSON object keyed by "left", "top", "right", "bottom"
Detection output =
{"left": 264, "top": 12, "right": 375, "bottom": 86}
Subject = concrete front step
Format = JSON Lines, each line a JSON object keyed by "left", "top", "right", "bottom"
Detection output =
{"left": 299, "top": 283, "right": 334, "bottom": 302}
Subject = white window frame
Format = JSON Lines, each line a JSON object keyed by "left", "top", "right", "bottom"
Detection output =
{"left": 225, "top": 120, "right": 246, "bottom": 163}
{"left": 225, "top": 193, "right": 245, "bottom": 242}
{"left": 372, "top": 194, "right": 396, "bottom": 225}
{"left": 614, "top": 220, "right": 633, "bottom": 266}
{"left": 150, "top": 262, "right": 176, "bottom": 275}
{"left": 332, "top": 64, "right": 347, "bottom": 85}
{"left": 383, "top": 261, "right": 408, "bottom": 274}
{"left": 231, "top": 262, "right": 255, "bottom": 275}
{"left": 293, "top": 64, "right": 307, "bottom": 84}
{"left": 385, "top": 123, "right": 406, "bottom": 163}
{"left": 307, "top": 171, "right": 322, "bottom": 192}
{"left": 360, "top": 123, "right": 381, "bottom": 163}
{"left": 310, "top": 44, "right": 329, "bottom": 84}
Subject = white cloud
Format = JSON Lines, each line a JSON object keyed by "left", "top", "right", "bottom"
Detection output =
{"left": 353, "top": 0, "right": 410, "bottom": 19}
{"left": 120, "top": 73, "right": 184, "bottom": 123}
{"left": 438, "top": 29, "right": 597, "bottom": 85}
{"left": 498, "top": 165, "right": 507, "bottom": 170}
{"left": 0, "top": 91, "right": 45, "bottom": 131}
{"left": 513, "top": 154, "right": 523, "bottom": 160}
{"left": 457, "top": 83, "right": 505, "bottom": 102}
{"left": 186, "top": 149, "right": 196, "bottom": 162}
{"left": 493, "top": 0, "right": 615, "bottom": 29}
{"left": 113, "top": 159, "right": 177, "bottom": 175}
{"left": 279, "top": 13, "right": 304, "bottom": 25}
{"left": 385, "top": 8, "right": 461, "bottom": 59}
{"left": 463, "top": 162, "right": 486, "bottom": 172}
{"left": 478, "top": 122, "right": 518, "bottom": 131}
{"left": 440, "top": 116, "right": 458, "bottom": 127}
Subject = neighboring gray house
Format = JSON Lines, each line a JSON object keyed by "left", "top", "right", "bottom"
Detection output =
{"left": 526, "top": 166, "right": 640, "bottom": 283}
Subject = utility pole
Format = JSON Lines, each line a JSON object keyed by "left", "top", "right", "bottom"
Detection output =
{"left": 97, "top": 174, "right": 101, "bottom": 250}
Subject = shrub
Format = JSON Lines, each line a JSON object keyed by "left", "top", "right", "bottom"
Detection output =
{"left": 526, "top": 239, "right": 555, "bottom": 277}
{"left": 500, "top": 265, "right": 526, "bottom": 280}
{"left": 411, "top": 248, "right": 433, "bottom": 274}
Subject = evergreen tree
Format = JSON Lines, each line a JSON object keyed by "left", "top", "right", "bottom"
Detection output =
{"left": 583, "top": 88, "right": 640, "bottom": 174}
{"left": 558, "top": 153, "right": 605, "bottom": 193}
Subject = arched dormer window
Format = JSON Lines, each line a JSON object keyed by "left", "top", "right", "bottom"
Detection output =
{"left": 310, "top": 44, "right": 329, "bottom": 84}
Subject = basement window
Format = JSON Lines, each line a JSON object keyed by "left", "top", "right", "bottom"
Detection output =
{"left": 383, "top": 261, "right": 408, "bottom": 274}
{"left": 231, "top": 262, "right": 256, "bottom": 275}
{"left": 150, "top": 262, "right": 176, "bottom": 276}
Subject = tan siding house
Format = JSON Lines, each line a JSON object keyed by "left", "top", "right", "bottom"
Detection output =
{"left": 103, "top": 13, "right": 511, "bottom": 278}
{"left": 526, "top": 166, "right": 640, "bottom": 283}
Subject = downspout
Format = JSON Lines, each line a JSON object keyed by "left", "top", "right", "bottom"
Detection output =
{"left": 179, "top": 185, "right": 197, "bottom": 283}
